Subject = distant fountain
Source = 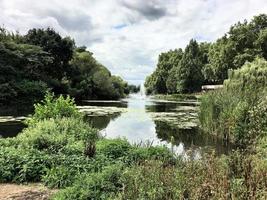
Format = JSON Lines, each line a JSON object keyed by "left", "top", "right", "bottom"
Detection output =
{"left": 129, "top": 83, "right": 146, "bottom": 100}
{"left": 140, "top": 84, "right": 146, "bottom": 97}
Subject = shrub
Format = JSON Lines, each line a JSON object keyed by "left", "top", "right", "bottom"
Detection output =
{"left": 18, "top": 117, "right": 99, "bottom": 154}
{"left": 53, "top": 164, "right": 123, "bottom": 200}
{"left": 0, "top": 147, "right": 52, "bottom": 183}
{"left": 42, "top": 165, "right": 78, "bottom": 188}
{"left": 96, "top": 138, "right": 131, "bottom": 159}
{"left": 26, "top": 92, "right": 81, "bottom": 125}
{"left": 126, "top": 146, "right": 174, "bottom": 164}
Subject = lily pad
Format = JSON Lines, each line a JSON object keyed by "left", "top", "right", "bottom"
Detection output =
{"left": 0, "top": 116, "right": 27, "bottom": 123}
{"left": 77, "top": 106, "right": 127, "bottom": 116}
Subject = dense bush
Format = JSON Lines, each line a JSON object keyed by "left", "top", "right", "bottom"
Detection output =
{"left": 96, "top": 138, "right": 131, "bottom": 159}
{"left": 19, "top": 117, "right": 98, "bottom": 154}
{"left": 118, "top": 160, "right": 185, "bottom": 200}
{"left": 200, "top": 58, "right": 267, "bottom": 146}
{"left": 126, "top": 146, "right": 174, "bottom": 164}
{"left": 0, "top": 147, "right": 51, "bottom": 183}
{"left": 53, "top": 164, "right": 123, "bottom": 200}
{"left": 26, "top": 92, "right": 81, "bottom": 125}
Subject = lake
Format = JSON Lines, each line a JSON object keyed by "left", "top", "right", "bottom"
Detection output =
{"left": 0, "top": 93, "right": 231, "bottom": 158}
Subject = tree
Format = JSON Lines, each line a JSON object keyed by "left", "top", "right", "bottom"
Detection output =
{"left": 166, "top": 49, "right": 183, "bottom": 93}
{"left": 25, "top": 28, "right": 75, "bottom": 80}
{"left": 256, "top": 28, "right": 267, "bottom": 59}
{"left": 176, "top": 39, "right": 204, "bottom": 93}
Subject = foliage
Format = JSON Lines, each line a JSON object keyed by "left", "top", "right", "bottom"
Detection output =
{"left": 25, "top": 28, "right": 74, "bottom": 80}
{"left": 145, "top": 49, "right": 183, "bottom": 94}
{"left": 96, "top": 138, "right": 131, "bottom": 159}
{"left": 0, "top": 27, "right": 129, "bottom": 104}
{"left": 118, "top": 160, "right": 185, "bottom": 200}
{"left": 200, "top": 58, "right": 267, "bottom": 146}
{"left": 19, "top": 117, "right": 99, "bottom": 154}
{"left": 52, "top": 164, "right": 123, "bottom": 200}
{"left": 146, "top": 14, "right": 267, "bottom": 94}
{"left": 126, "top": 84, "right": 140, "bottom": 94}
{"left": 176, "top": 39, "right": 204, "bottom": 93}
{"left": 126, "top": 145, "right": 174, "bottom": 164}
{"left": 26, "top": 92, "right": 81, "bottom": 125}
{"left": 68, "top": 50, "right": 129, "bottom": 100}
{"left": 0, "top": 147, "right": 51, "bottom": 183}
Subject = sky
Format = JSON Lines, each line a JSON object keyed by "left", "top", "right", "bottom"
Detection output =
{"left": 1, "top": 0, "right": 267, "bottom": 84}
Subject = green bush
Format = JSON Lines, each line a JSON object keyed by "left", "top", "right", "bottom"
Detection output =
{"left": 42, "top": 165, "right": 78, "bottom": 188}
{"left": 0, "top": 147, "right": 51, "bottom": 183}
{"left": 18, "top": 117, "right": 99, "bottom": 154}
{"left": 96, "top": 138, "right": 131, "bottom": 159}
{"left": 27, "top": 92, "right": 81, "bottom": 125}
{"left": 126, "top": 146, "right": 174, "bottom": 164}
{"left": 53, "top": 164, "right": 123, "bottom": 200}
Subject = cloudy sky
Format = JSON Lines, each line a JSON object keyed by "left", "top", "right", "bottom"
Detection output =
{"left": 1, "top": 0, "right": 267, "bottom": 84}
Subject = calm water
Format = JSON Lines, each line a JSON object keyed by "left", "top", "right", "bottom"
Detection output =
{"left": 0, "top": 94, "right": 231, "bottom": 157}
{"left": 82, "top": 94, "right": 231, "bottom": 157}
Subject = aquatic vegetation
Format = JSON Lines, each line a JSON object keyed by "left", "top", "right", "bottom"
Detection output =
{"left": 0, "top": 116, "right": 27, "bottom": 123}
{"left": 77, "top": 106, "right": 127, "bottom": 116}
{"left": 149, "top": 111, "right": 199, "bottom": 129}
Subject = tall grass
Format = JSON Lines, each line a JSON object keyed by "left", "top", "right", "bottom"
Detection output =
{"left": 200, "top": 58, "right": 267, "bottom": 147}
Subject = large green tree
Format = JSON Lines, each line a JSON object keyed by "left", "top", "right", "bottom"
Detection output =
{"left": 25, "top": 28, "right": 75, "bottom": 80}
{"left": 0, "top": 27, "right": 129, "bottom": 104}
{"left": 165, "top": 49, "right": 183, "bottom": 94}
{"left": 176, "top": 39, "right": 204, "bottom": 93}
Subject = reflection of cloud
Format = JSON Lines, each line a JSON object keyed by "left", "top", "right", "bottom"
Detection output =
{"left": 1, "top": 0, "right": 267, "bottom": 83}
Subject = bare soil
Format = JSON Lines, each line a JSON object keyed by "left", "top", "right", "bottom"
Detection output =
{"left": 0, "top": 184, "right": 55, "bottom": 200}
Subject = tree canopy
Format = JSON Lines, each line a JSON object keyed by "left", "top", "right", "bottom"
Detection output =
{"left": 145, "top": 14, "right": 267, "bottom": 94}
{"left": 0, "top": 27, "right": 132, "bottom": 104}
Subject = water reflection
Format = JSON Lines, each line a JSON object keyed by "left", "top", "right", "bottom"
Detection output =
{"left": 84, "top": 95, "right": 231, "bottom": 156}
{"left": 85, "top": 113, "right": 121, "bottom": 130}
{"left": 0, "top": 106, "right": 32, "bottom": 138}
{"left": 154, "top": 121, "right": 231, "bottom": 156}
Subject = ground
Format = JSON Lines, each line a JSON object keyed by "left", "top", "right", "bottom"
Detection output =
{"left": 0, "top": 184, "right": 54, "bottom": 200}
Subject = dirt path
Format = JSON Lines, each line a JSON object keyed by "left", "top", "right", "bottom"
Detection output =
{"left": 0, "top": 184, "right": 54, "bottom": 200}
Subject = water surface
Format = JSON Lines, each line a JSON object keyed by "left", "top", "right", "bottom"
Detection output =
{"left": 82, "top": 94, "right": 230, "bottom": 157}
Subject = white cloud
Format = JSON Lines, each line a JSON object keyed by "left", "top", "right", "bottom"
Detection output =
{"left": 0, "top": 0, "right": 266, "bottom": 84}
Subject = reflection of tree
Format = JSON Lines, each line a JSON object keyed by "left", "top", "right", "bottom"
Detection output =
{"left": 0, "top": 105, "right": 33, "bottom": 138}
{"left": 154, "top": 121, "right": 231, "bottom": 155}
{"left": 84, "top": 113, "right": 121, "bottom": 130}
{"left": 0, "top": 105, "right": 34, "bottom": 117}
{"left": 145, "top": 103, "right": 177, "bottom": 112}
{"left": 0, "top": 122, "right": 26, "bottom": 138}
{"left": 80, "top": 101, "right": 128, "bottom": 108}
{"left": 145, "top": 102, "right": 198, "bottom": 113}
